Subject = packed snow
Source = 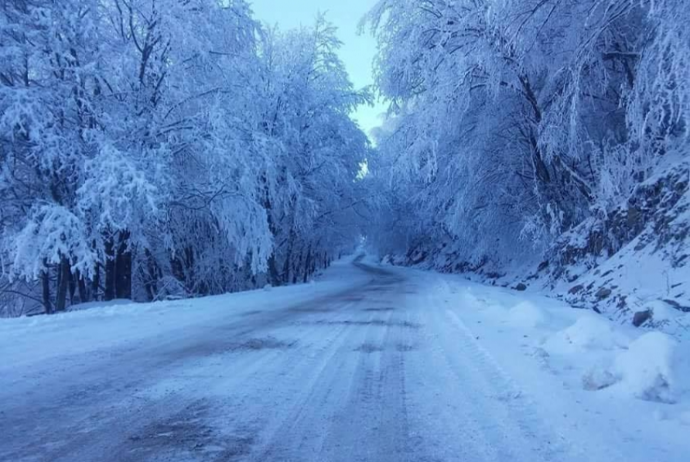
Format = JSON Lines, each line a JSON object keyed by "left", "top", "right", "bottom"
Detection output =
{"left": 0, "top": 257, "right": 370, "bottom": 372}
{"left": 2, "top": 258, "right": 689, "bottom": 461}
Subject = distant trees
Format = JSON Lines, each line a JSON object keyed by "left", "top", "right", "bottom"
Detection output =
{"left": 363, "top": 0, "right": 690, "bottom": 272}
{"left": 0, "top": 1, "right": 369, "bottom": 315}
{"left": 252, "top": 17, "right": 371, "bottom": 287}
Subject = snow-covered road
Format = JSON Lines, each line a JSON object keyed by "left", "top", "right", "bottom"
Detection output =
{"left": 1, "top": 259, "right": 688, "bottom": 461}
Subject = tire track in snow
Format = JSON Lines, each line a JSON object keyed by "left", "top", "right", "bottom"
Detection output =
{"left": 247, "top": 278, "right": 415, "bottom": 461}
{"left": 2, "top": 262, "right": 655, "bottom": 462}
{"left": 317, "top": 290, "right": 414, "bottom": 462}
{"left": 0, "top": 286, "right": 368, "bottom": 462}
{"left": 233, "top": 310, "right": 367, "bottom": 460}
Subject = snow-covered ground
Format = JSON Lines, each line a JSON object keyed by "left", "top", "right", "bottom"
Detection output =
{"left": 2, "top": 257, "right": 688, "bottom": 461}
{"left": 0, "top": 257, "right": 371, "bottom": 373}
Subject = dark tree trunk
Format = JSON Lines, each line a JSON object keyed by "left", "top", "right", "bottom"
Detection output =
{"left": 170, "top": 256, "right": 184, "bottom": 284}
{"left": 283, "top": 230, "right": 295, "bottom": 285}
{"left": 68, "top": 268, "right": 77, "bottom": 305}
{"left": 92, "top": 263, "right": 101, "bottom": 301}
{"left": 262, "top": 185, "right": 282, "bottom": 287}
{"left": 115, "top": 231, "right": 132, "bottom": 299}
{"left": 267, "top": 254, "right": 281, "bottom": 287}
{"left": 104, "top": 236, "right": 116, "bottom": 301}
{"left": 77, "top": 270, "right": 89, "bottom": 304}
{"left": 41, "top": 264, "right": 53, "bottom": 315}
{"left": 303, "top": 246, "right": 312, "bottom": 283}
{"left": 291, "top": 248, "right": 302, "bottom": 284}
{"left": 55, "top": 257, "right": 70, "bottom": 312}
{"left": 104, "top": 230, "right": 133, "bottom": 300}
{"left": 183, "top": 246, "right": 194, "bottom": 294}
{"left": 143, "top": 249, "right": 159, "bottom": 301}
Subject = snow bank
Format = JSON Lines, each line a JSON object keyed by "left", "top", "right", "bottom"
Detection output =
{"left": 544, "top": 313, "right": 630, "bottom": 354}
{"left": 537, "top": 310, "right": 687, "bottom": 404}
{"left": 579, "top": 331, "right": 680, "bottom": 402}
{"left": 612, "top": 332, "right": 678, "bottom": 403}
{"left": 506, "top": 301, "right": 548, "bottom": 329}
{"left": 646, "top": 300, "right": 679, "bottom": 322}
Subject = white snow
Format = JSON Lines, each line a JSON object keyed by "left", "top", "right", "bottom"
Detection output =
{"left": 544, "top": 313, "right": 630, "bottom": 354}
{"left": 2, "top": 258, "right": 689, "bottom": 461}
{"left": 506, "top": 301, "right": 549, "bottom": 329}
{"left": 0, "top": 256, "right": 370, "bottom": 372}
{"left": 612, "top": 332, "right": 678, "bottom": 403}
{"left": 382, "top": 262, "right": 690, "bottom": 456}
{"left": 680, "top": 410, "right": 690, "bottom": 426}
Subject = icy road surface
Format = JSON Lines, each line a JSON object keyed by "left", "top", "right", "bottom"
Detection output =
{"left": 1, "top": 258, "right": 688, "bottom": 462}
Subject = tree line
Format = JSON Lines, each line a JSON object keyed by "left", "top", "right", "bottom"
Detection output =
{"left": 363, "top": 0, "right": 689, "bottom": 273}
{"left": 0, "top": 0, "right": 371, "bottom": 315}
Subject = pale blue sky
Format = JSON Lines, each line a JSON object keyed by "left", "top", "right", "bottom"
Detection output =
{"left": 250, "top": 0, "right": 386, "bottom": 135}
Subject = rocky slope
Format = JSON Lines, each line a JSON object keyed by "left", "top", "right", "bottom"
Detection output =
{"left": 532, "top": 159, "right": 690, "bottom": 332}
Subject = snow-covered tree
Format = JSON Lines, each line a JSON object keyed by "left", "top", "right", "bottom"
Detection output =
{"left": 253, "top": 16, "right": 370, "bottom": 286}
{"left": 1, "top": 3, "right": 370, "bottom": 315}
{"left": 363, "top": 0, "right": 690, "bottom": 272}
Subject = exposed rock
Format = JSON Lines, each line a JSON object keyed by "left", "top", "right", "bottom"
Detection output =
{"left": 549, "top": 160, "right": 690, "bottom": 287}
{"left": 663, "top": 299, "right": 690, "bottom": 313}
{"left": 595, "top": 287, "right": 612, "bottom": 300}
{"left": 568, "top": 284, "right": 584, "bottom": 295}
{"left": 514, "top": 283, "right": 527, "bottom": 291}
{"left": 632, "top": 310, "right": 652, "bottom": 327}
{"left": 616, "top": 295, "right": 628, "bottom": 311}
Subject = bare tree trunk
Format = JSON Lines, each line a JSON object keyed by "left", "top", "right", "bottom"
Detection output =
{"left": 302, "top": 246, "right": 312, "bottom": 283}
{"left": 92, "top": 263, "right": 101, "bottom": 301}
{"left": 143, "top": 248, "right": 159, "bottom": 301}
{"left": 267, "top": 254, "right": 281, "bottom": 287}
{"left": 68, "top": 268, "right": 77, "bottom": 305}
{"left": 41, "top": 264, "right": 53, "bottom": 315}
{"left": 115, "top": 231, "right": 132, "bottom": 299}
{"left": 55, "top": 257, "right": 70, "bottom": 312}
{"left": 292, "top": 248, "right": 303, "bottom": 284}
{"left": 104, "top": 236, "right": 116, "bottom": 301}
{"left": 282, "top": 229, "right": 295, "bottom": 285}
{"left": 77, "top": 270, "right": 89, "bottom": 304}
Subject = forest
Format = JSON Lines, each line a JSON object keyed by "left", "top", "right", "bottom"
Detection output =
{"left": 1, "top": 0, "right": 371, "bottom": 315}
{"left": 362, "top": 0, "right": 690, "bottom": 317}
{"left": 2, "top": 0, "right": 689, "bottom": 318}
